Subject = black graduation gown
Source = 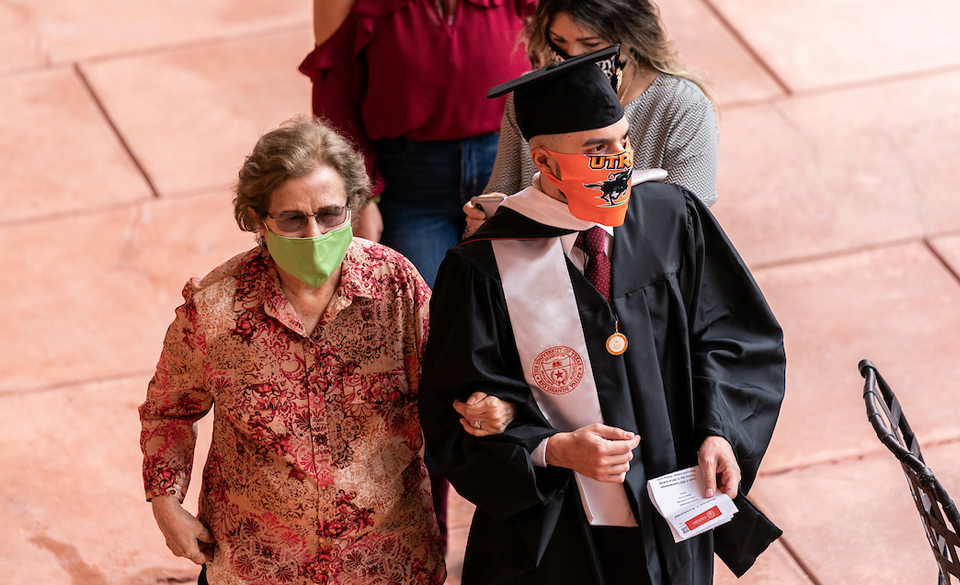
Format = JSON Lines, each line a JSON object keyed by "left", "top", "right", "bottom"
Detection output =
{"left": 418, "top": 182, "right": 786, "bottom": 585}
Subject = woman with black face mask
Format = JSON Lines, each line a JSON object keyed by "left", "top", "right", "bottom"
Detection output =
{"left": 465, "top": 0, "right": 719, "bottom": 235}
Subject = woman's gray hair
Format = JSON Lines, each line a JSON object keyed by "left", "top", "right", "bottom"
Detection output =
{"left": 233, "top": 116, "right": 371, "bottom": 233}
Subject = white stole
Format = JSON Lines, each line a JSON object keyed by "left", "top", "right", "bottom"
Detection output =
{"left": 492, "top": 185, "right": 638, "bottom": 527}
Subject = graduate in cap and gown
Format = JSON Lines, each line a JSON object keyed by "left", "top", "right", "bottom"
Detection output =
{"left": 418, "top": 46, "right": 787, "bottom": 585}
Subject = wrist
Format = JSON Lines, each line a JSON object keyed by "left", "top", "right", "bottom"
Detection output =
{"left": 544, "top": 432, "right": 569, "bottom": 468}
{"left": 150, "top": 494, "right": 181, "bottom": 508}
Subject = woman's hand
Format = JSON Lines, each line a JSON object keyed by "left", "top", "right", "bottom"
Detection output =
{"left": 356, "top": 201, "right": 384, "bottom": 242}
{"left": 462, "top": 199, "right": 488, "bottom": 238}
{"left": 150, "top": 495, "right": 216, "bottom": 565}
{"left": 454, "top": 392, "right": 517, "bottom": 437}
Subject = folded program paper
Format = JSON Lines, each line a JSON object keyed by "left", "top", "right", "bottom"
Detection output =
{"left": 646, "top": 465, "right": 738, "bottom": 543}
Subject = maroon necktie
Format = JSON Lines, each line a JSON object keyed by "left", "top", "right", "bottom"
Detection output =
{"left": 575, "top": 226, "right": 611, "bottom": 303}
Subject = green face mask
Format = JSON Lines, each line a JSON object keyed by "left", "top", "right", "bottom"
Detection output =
{"left": 265, "top": 221, "right": 353, "bottom": 288}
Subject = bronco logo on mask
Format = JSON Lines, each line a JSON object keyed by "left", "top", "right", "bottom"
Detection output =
{"left": 540, "top": 146, "right": 635, "bottom": 226}
{"left": 585, "top": 150, "right": 634, "bottom": 207}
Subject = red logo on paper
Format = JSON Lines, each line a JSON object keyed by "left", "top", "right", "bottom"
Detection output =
{"left": 532, "top": 346, "right": 584, "bottom": 395}
{"left": 685, "top": 506, "right": 721, "bottom": 531}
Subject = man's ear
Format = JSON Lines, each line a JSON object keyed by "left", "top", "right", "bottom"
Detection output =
{"left": 530, "top": 147, "right": 559, "bottom": 179}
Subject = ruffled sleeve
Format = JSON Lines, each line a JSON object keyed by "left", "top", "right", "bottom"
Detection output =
{"left": 299, "top": 12, "right": 384, "bottom": 194}
{"left": 515, "top": 0, "right": 538, "bottom": 15}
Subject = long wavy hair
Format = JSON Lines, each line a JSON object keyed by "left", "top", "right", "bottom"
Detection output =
{"left": 523, "top": 0, "right": 713, "bottom": 103}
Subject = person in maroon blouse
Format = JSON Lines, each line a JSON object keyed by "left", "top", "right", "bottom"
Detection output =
{"left": 299, "top": 0, "right": 536, "bottom": 552}
{"left": 300, "top": 0, "right": 535, "bottom": 284}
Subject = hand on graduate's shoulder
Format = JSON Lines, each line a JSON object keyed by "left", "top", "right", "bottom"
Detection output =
{"left": 455, "top": 391, "right": 517, "bottom": 437}
{"left": 698, "top": 435, "right": 741, "bottom": 499}
{"left": 462, "top": 192, "right": 506, "bottom": 238}
{"left": 545, "top": 424, "right": 641, "bottom": 484}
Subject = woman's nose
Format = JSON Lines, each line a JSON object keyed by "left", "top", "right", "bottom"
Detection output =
{"left": 301, "top": 215, "right": 324, "bottom": 238}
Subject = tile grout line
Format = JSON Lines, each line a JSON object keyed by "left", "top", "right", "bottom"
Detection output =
{"left": 749, "top": 231, "right": 960, "bottom": 272}
{"left": 0, "top": 21, "right": 312, "bottom": 82}
{"left": 922, "top": 238, "right": 960, "bottom": 287}
{"left": 696, "top": 0, "right": 793, "bottom": 96}
{"left": 0, "top": 198, "right": 150, "bottom": 229}
{"left": 786, "top": 61, "right": 960, "bottom": 101}
{"left": 72, "top": 63, "right": 161, "bottom": 199}
{"left": 0, "top": 198, "right": 151, "bottom": 229}
{"left": 0, "top": 182, "right": 235, "bottom": 230}
{"left": 758, "top": 436, "right": 960, "bottom": 479}
{"left": 694, "top": 59, "right": 960, "bottom": 113}
{"left": 751, "top": 238, "right": 921, "bottom": 271}
{"left": 77, "top": 20, "right": 312, "bottom": 67}
{"left": 777, "top": 535, "right": 826, "bottom": 585}
{"left": 0, "top": 370, "right": 156, "bottom": 398}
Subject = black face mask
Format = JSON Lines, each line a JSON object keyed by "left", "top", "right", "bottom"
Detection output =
{"left": 547, "top": 43, "right": 626, "bottom": 92}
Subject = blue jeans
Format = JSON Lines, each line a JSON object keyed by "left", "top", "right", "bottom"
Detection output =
{"left": 377, "top": 132, "right": 499, "bottom": 288}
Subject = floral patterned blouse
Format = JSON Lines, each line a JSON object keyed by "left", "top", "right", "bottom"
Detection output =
{"left": 139, "top": 240, "right": 444, "bottom": 585}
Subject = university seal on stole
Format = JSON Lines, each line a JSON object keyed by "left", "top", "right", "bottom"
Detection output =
{"left": 532, "top": 346, "right": 585, "bottom": 395}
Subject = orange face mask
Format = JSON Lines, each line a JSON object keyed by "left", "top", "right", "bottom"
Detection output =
{"left": 539, "top": 145, "right": 635, "bottom": 226}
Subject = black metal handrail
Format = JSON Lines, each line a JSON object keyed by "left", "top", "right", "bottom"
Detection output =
{"left": 859, "top": 359, "right": 960, "bottom": 584}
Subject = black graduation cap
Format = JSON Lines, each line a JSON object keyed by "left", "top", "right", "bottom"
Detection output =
{"left": 487, "top": 45, "right": 624, "bottom": 141}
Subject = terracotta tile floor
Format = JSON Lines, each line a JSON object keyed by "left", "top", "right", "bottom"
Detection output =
{"left": 2, "top": 1, "right": 959, "bottom": 584}
{"left": 81, "top": 27, "right": 314, "bottom": 197}
{"left": 0, "top": 67, "right": 152, "bottom": 223}
{"left": 708, "top": 0, "right": 960, "bottom": 92}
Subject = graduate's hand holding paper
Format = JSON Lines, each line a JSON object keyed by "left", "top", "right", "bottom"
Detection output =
{"left": 698, "top": 435, "right": 740, "bottom": 498}
{"left": 546, "top": 424, "right": 641, "bottom": 483}
{"left": 647, "top": 466, "right": 738, "bottom": 542}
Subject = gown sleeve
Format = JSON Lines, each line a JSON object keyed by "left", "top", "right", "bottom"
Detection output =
{"left": 139, "top": 282, "right": 214, "bottom": 502}
{"left": 676, "top": 194, "right": 786, "bottom": 576}
{"left": 681, "top": 194, "right": 785, "bottom": 494}
{"left": 418, "top": 246, "right": 573, "bottom": 522}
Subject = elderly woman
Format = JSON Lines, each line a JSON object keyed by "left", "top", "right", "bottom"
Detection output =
{"left": 139, "top": 117, "right": 508, "bottom": 584}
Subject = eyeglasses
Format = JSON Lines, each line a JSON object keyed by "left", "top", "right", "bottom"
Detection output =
{"left": 265, "top": 206, "right": 349, "bottom": 233}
